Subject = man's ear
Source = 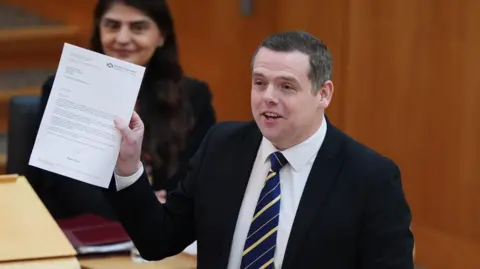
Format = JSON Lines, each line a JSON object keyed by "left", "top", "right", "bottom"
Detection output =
{"left": 317, "top": 80, "right": 334, "bottom": 109}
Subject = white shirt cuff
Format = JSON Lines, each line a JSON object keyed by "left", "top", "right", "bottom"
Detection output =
{"left": 114, "top": 165, "right": 145, "bottom": 191}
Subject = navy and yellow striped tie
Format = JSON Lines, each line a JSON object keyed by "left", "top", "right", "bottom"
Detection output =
{"left": 241, "top": 151, "right": 288, "bottom": 269}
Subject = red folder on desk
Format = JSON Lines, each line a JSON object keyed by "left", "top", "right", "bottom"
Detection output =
{"left": 56, "top": 214, "right": 130, "bottom": 248}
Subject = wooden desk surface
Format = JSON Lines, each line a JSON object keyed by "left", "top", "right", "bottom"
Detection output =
{"left": 80, "top": 253, "right": 197, "bottom": 269}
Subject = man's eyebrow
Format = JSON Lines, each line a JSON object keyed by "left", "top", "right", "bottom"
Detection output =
{"left": 278, "top": 75, "right": 298, "bottom": 83}
{"left": 252, "top": 72, "right": 299, "bottom": 83}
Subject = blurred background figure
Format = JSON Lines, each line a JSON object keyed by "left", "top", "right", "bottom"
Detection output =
{"left": 27, "top": 0, "right": 216, "bottom": 220}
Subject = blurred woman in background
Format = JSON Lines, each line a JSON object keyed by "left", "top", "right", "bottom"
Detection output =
{"left": 28, "top": 0, "right": 216, "bottom": 220}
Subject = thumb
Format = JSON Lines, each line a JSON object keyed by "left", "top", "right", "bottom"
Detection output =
{"left": 114, "top": 117, "right": 133, "bottom": 144}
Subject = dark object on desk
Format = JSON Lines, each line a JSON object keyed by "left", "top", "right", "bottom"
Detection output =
{"left": 56, "top": 214, "right": 133, "bottom": 255}
{"left": 6, "top": 95, "right": 40, "bottom": 175}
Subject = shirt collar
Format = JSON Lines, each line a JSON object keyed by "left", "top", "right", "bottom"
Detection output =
{"left": 260, "top": 116, "right": 327, "bottom": 171}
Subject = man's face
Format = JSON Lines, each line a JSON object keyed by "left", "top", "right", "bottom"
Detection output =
{"left": 251, "top": 48, "right": 332, "bottom": 149}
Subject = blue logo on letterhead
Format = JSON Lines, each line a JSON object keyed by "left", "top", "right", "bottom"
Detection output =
{"left": 105, "top": 62, "right": 136, "bottom": 75}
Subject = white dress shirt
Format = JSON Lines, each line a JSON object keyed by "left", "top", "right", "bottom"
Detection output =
{"left": 226, "top": 118, "right": 327, "bottom": 269}
{"left": 114, "top": 117, "right": 327, "bottom": 268}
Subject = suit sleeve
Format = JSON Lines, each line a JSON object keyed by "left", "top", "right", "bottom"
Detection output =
{"left": 359, "top": 162, "right": 415, "bottom": 269}
{"left": 103, "top": 123, "right": 216, "bottom": 261}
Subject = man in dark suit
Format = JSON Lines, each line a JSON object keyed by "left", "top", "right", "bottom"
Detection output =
{"left": 107, "top": 30, "right": 414, "bottom": 268}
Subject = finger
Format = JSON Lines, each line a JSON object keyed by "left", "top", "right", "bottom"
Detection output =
{"left": 155, "top": 190, "right": 167, "bottom": 204}
{"left": 129, "top": 111, "right": 144, "bottom": 131}
{"left": 158, "top": 190, "right": 166, "bottom": 198}
{"left": 114, "top": 117, "right": 133, "bottom": 144}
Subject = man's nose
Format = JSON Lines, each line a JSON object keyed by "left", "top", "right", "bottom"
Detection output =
{"left": 262, "top": 85, "right": 278, "bottom": 104}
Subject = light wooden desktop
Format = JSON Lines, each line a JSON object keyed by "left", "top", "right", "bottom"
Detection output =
{"left": 0, "top": 174, "right": 196, "bottom": 269}
{"left": 80, "top": 253, "right": 197, "bottom": 269}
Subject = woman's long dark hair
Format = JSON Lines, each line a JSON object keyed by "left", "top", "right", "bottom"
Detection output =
{"left": 91, "top": 0, "right": 194, "bottom": 178}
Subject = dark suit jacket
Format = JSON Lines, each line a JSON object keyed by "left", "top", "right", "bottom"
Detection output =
{"left": 26, "top": 75, "right": 216, "bottom": 220}
{"left": 105, "top": 119, "right": 414, "bottom": 269}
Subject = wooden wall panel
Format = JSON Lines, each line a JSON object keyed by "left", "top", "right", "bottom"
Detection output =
{"left": 0, "top": 25, "right": 86, "bottom": 70}
{"left": 342, "top": 0, "right": 480, "bottom": 268}
{"left": 1, "top": 0, "right": 96, "bottom": 31}
{"left": 275, "top": 0, "right": 350, "bottom": 127}
{"left": 169, "top": 1, "right": 278, "bottom": 121}
{"left": 0, "top": 0, "right": 95, "bottom": 69}
{"left": 3, "top": 1, "right": 480, "bottom": 267}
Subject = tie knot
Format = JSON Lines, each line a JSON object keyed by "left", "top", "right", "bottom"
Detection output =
{"left": 269, "top": 151, "right": 287, "bottom": 172}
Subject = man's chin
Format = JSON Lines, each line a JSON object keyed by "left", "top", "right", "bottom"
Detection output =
{"left": 259, "top": 128, "right": 281, "bottom": 143}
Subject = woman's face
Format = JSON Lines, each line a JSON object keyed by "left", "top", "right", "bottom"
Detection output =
{"left": 99, "top": 2, "right": 164, "bottom": 66}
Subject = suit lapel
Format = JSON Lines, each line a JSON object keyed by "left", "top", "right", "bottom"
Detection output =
{"left": 217, "top": 122, "right": 262, "bottom": 267}
{"left": 282, "top": 120, "right": 345, "bottom": 269}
